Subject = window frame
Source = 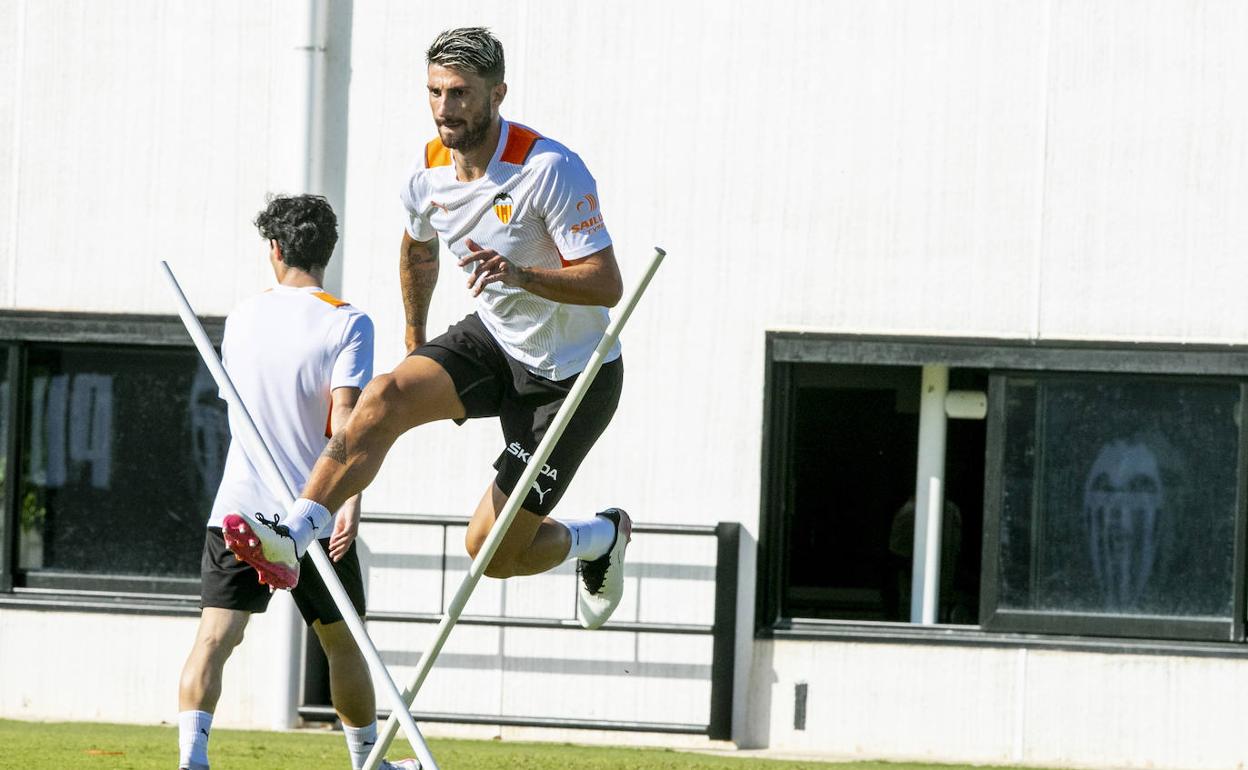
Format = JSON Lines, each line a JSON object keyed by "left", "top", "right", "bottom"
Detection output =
{"left": 1, "top": 342, "right": 18, "bottom": 592}
{"left": 979, "top": 370, "right": 1248, "bottom": 642}
{"left": 0, "top": 310, "right": 224, "bottom": 611}
{"left": 759, "top": 331, "right": 1248, "bottom": 649}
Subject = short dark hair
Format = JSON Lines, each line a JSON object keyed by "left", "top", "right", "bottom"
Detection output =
{"left": 426, "top": 27, "right": 505, "bottom": 84}
{"left": 253, "top": 194, "right": 338, "bottom": 272}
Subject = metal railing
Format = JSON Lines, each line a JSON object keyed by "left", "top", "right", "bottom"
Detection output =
{"left": 301, "top": 513, "right": 739, "bottom": 740}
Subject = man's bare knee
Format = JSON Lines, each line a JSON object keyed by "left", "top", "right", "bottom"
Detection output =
{"left": 365, "top": 370, "right": 400, "bottom": 400}
{"left": 196, "top": 624, "right": 246, "bottom": 660}
{"left": 355, "top": 373, "right": 401, "bottom": 424}
{"left": 340, "top": 373, "right": 421, "bottom": 451}
{"left": 356, "top": 362, "right": 461, "bottom": 435}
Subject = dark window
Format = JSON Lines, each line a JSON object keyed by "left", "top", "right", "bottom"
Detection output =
{"left": 983, "top": 374, "right": 1243, "bottom": 641}
{"left": 0, "top": 313, "right": 226, "bottom": 604}
{"left": 15, "top": 344, "right": 226, "bottom": 589}
{"left": 760, "top": 332, "right": 1248, "bottom": 646}
{"left": 785, "top": 365, "right": 919, "bottom": 622}
{"left": 763, "top": 360, "right": 985, "bottom": 626}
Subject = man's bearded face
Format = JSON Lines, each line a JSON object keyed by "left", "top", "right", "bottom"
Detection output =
{"left": 427, "top": 64, "right": 498, "bottom": 153}
{"left": 439, "top": 97, "right": 493, "bottom": 152}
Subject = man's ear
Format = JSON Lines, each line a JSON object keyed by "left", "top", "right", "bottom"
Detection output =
{"left": 492, "top": 81, "right": 508, "bottom": 111}
{"left": 271, "top": 239, "right": 285, "bottom": 263}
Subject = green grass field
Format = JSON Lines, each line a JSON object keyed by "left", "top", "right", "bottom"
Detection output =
{"left": 0, "top": 719, "right": 1057, "bottom": 770}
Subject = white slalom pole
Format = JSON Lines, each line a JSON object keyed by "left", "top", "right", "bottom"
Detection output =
{"left": 160, "top": 261, "right": 441, "bottom": 770}
{"left": 363, "top": 247, "right": 667, "bottom": 770}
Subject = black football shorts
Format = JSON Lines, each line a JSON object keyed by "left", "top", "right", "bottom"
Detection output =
{"left": 199, "top": 527, "right": 366, "bottom": 625}
{"left": 413, "top": 312, "right": 622, "bottom": 516}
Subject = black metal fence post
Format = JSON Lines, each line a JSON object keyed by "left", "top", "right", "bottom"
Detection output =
{"left": 707, "top": 521, "right": 740, "bottom": 740}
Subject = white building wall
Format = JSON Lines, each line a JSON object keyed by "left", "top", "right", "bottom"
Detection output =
{"left": 337, "top": 0, "right": 1248, "bottom": 573}
{"left": 755, "top": 639, "right": 1248, "bottom": 770}
{"left": 0, "top": 596, "right": 297, "bottom": 728}
{"left": 0, "top": 0, "right": 302, "bottom": 315}
{"left": 1038, "top": 1, "right": 1248, "bottom": 342}
{"left": 2, "top": 2, "right": 1248, "bottom": 768}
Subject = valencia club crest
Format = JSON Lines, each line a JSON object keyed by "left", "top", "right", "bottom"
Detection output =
{"left": 493, "top": 192, "right": 514, "bottom": 224}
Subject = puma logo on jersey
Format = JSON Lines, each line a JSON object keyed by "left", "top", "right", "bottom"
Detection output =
{"left": 506, "top": 441, "right": 559, "bottom": 479}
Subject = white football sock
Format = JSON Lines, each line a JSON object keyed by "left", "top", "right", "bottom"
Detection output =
{"left": 343, "top": 721, "right": 379, "bottom": 770}
{"left": 177, "top": 709, "right": 212, "bottom": 770}
{"left": 559, "top": 515, "right": 616, "bottom": 561}
{"left": 283, "top": 498, "right": 333, "bottom": 552}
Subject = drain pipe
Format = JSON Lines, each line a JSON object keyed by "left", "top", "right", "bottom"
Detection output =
{"left": 295, "top": 0, "right": 328, "bottom": 197}
{"left": 271, "top": 0, "right": 329, "bottom": 731}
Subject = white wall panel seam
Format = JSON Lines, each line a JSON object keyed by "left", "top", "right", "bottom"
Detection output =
{"left": 1031, "top": 0, "right": 1054, "bottom": 341}
{"left": 5, "top": 0, "right": 27, "bottom": 308}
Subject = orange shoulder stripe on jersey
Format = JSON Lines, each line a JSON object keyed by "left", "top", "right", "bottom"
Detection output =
{"left": 500, "top": 124, "right": 542, "bottom": 165}
{"left": 312, "top": 291, "right": 349, "bottom": 308}
{"left": 425, "top": 137, "right": 452, "bottom": 168}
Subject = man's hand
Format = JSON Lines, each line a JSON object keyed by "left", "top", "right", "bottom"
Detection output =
{"left": 328, "top": 497, "right": 360, "bottom": 562}
{"left": 458, "top": 239, "right": 526, "bottom": 297}
{"left": 456, "top": 243, "right": 621, "bottom": 307}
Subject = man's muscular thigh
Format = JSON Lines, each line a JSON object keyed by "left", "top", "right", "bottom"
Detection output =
{"left": 354, "top": 354, "right": 466, "bottom": 436}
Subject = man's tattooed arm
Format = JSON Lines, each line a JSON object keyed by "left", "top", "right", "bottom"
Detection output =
{"left": 400, "top": 231, "right": 440, "bottom": 352}
{"left": 323, "top": 432, "right": 349, "bottom": 465}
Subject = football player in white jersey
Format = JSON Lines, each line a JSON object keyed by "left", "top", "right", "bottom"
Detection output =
{"left": 177, "top": 196, "right": 416, "bottom": 770}
{"left": 225, "top": 28, "right": 631, "bottom": 630}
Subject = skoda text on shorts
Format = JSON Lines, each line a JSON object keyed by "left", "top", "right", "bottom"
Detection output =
{"left": 363, "top": 246, "right": 666, "bottom": 770}
{"left": 160, "top": 261, "right": 440, "bottom": 770}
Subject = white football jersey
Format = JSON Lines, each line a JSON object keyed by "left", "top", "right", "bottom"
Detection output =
{"left": 208, "top": 286, "right": 374, "bottom": 529}
{"left": 400, "top": 119, "right": 620, "bottom": 380}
